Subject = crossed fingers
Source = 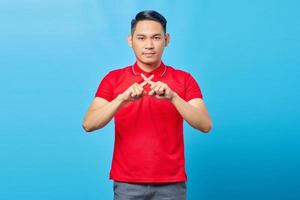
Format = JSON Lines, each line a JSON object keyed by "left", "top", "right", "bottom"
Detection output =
{"left": 128, "top": 73, "right": 173, "bottom": 101}
{"left": 141, "top": 73, "right": 167, "bottom": 97}
{"left": 139, "top": 74, "right": 154, "bottom": 87}
{"left": 129, "top": 74, "right": 154, "bottom": 98}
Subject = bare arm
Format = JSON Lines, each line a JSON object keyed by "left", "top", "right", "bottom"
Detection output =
{"left": 82, "top": 75, "right": 153, "bottom": 133}
{"left": 171, "top": 94, "right": 213, "bottom": 133}
{"left": 140, "top": 73, "right": 212, "bottom": 133}
{"left": 82, "top": 96, "right": 124, "bottom": 132}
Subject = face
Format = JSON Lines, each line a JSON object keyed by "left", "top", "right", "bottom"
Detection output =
{"left": 128, "top": 20, "right": 170, "bottom": 67}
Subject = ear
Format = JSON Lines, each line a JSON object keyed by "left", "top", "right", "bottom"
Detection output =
{"left": 165, "top": 33, "right": 170, "bottom": 47}
{"left": 127, "top": 35, "right": 133, "bottom": 47}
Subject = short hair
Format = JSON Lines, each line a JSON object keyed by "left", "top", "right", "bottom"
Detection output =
{"left": 131, "top": 10, "right": 167, "bottom": 35}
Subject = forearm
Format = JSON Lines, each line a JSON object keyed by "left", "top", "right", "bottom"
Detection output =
{"left": 171, "top": 93, "right": 212, "bottom": 133}
{"left": 83, "top": 95, "right": 125, "bottom": 132}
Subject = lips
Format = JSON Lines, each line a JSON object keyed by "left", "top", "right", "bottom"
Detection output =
{"left": 143, "top": 52, "right": 156, "bottom": 56}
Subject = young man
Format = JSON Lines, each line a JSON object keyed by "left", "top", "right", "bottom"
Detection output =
{"left": 83, "top": 10, "right": 212, "bottom": 200}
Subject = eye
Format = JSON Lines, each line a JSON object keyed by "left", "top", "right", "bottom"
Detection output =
{"left": 137, "top": 37, "right": 145, "bottom": 40}
{"left": 154, "top": 36, "right": 161, "bottom": 40}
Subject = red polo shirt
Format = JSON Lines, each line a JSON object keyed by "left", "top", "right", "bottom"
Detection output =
{"left": 95, "top": 61, "right": 203, "bottom": 183}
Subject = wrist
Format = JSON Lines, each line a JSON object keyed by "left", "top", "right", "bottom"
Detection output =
{"left": 170, "top": 92, "right": 178, "bottom": 103}
{"left": 116, "top": 94, "right": 127, "bottom": 105}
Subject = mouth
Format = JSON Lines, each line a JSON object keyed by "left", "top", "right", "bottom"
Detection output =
{"left": 143, "top": 52, "right": 156, "bottom": 56}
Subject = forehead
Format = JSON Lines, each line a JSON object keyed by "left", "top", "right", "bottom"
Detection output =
{"left": 134, "top": 20, "right": 164, "bottom": 35}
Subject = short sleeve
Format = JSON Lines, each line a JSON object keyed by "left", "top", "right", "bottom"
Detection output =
{"left": 185, "top": 73, "right": 203, "bottom": 101}
{"left": 94, "top": 72, "right": 114, "bottom": 101}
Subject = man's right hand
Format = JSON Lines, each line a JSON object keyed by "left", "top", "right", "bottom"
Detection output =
{"left": 117, "top": 74, "right": 154, "bottom": 104}
{"left": 83, "top": 74, "right": 154, "bottom": 132}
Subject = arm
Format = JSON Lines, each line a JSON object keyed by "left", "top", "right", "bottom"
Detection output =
{"left": 82, "top": 75, "right": 153, "bottom": 133}
{"left": 140, "top": 74, "right": 213, "bottom": 133}
{"left": 171, "top": 93, "right": 213, "bottom": 133}
{"left": 82, "top": 96, "right": 125, "bottom": 133}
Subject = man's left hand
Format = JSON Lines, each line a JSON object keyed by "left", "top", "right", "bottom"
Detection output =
{"left": 141, "top": 73, "right": 176, "bottom": 100}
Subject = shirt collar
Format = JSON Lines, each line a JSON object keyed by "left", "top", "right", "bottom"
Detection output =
{"left": 131, "top": 61, "right": 167, "bottom": 78}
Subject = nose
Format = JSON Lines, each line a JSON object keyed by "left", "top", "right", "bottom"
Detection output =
{"left": 144, "top": 39, "right": 154, "bottom": 50}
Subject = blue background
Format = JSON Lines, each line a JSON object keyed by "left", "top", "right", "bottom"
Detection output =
{"left": 1, "top": 0, "right": 299, "bottom": 199}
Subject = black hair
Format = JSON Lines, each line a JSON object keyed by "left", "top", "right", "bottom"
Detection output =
{"left": 131, "top": 10, "right": 167, "bottom": 35}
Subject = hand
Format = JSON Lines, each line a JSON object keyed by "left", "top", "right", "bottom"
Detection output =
{"left": 118, "top": 74, "right": 154, "bottom": 103}
{"left": 141, "top": 73, "right": 176, "bottom": 100}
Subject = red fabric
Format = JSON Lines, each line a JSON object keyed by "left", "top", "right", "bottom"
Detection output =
{"left": 95, "top": 61, "right": 203, "bottom": 183}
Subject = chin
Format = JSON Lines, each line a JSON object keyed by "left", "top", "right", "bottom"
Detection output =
{"left": 139, "top": 57, "right": 160, "bottom": 65}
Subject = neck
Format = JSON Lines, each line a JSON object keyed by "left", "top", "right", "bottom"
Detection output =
{"left": 136, "top": 60, "right": 161, "bottom": 72}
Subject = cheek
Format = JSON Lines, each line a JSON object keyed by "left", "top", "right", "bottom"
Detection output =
{"left": 156, "top": 43, "right": 165, "bottom": 53}
{"left": 132, "top": 44, "right": 143, "bottom": 54}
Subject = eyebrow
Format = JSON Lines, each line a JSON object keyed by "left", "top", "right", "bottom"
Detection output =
{"left": 136, "top": 33, "right": 163, "bottom": 37}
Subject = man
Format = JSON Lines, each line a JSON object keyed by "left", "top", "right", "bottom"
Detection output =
{"left": 83, "top": 10, "right": 212, "bottom": 200}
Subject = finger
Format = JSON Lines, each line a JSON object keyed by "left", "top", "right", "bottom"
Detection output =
{"left": 155, "top": 94, "right": 165, "bottom": 99}
{"left": 139, "top": 74, "right": 154, "bottom": 87}
{"left": 139, "top": 80, "right": 147, "bottom": 87}
{"left": 150, "top": 82, "right": 160, "bottom": 90}
{"left": 137, "top": 84, "right": 146, "bottom": 95}
{"left": 159, "top": 85, "right": 166, "bottom": 94}
{"left": 141, "top": 73, "right": 154, "bottom": 81}
{"left": 156, "top": 85, "right": 166, "bottom": 95}
{"left": 131, "top": 85, "right": 139, "bottom": 97}
{"left": 159, "top": 85, "right": 166, "bottom": 92}
{"left": 151, "top": 81, "right": 165, "bottom": 90}
{"left": 130, "top": 86, "right": 137, "bottom": 97}
{"left": 151, "top": 83, "right": 161, "bottom": 93}
{"left": 135, "top": 84, "right": 143, "bottom": 96}
{"left": 154, "top": 85, "right": 161, "bottom": 93}
{"left": 146, "top": 74, "right": 154, "bottom": 81}
{"left": 135, "top": 84, "right": 145, "bottom": 98}
{"left": 149, "top": 89, "right": 155, "bottom": 96}
{"left": 141, "top": 73, "right": 155, "bottom": 85}
{"left": 149, "top": 84, "right": 160, "bottom": 95}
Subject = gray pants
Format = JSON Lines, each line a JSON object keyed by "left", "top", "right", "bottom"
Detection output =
{"left": 113, "top": 181, "right": 186, "bottom": 200}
